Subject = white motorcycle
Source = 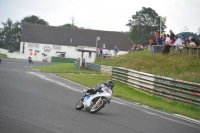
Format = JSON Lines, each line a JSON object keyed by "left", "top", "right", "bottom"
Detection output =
{"left": 76, "top": 87, "right": 112, "bottom": 114}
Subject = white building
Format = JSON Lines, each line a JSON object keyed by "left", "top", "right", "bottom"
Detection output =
{"left": 20, "top": 24, "right": 134, "bottom": 63}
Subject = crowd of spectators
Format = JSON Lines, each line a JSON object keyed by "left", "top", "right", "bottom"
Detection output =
{"left": 147, "top": 30, "right": 199, "bottom": 54}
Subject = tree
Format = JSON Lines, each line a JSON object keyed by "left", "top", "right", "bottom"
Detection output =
{"left": 21, "top": 15, "right": 49, "bottom": 25}
{"left": 59, "top": 23, "right": 78, "bottom": 28}
{"left": 1, "top": 18, "right": 17, "bottom": 51}
{"left": 126, "top": 7, "right": 167, "bottom": 45}
{"left": 0, "top": 15, "right": 49, "bottom": 51}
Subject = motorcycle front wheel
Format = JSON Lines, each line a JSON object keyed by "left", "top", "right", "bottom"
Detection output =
{"left": 90, "top": 100, "right": 106, "bottom": 114}
{"left": 76, "top": 100, "right": 84, "bottom": 110}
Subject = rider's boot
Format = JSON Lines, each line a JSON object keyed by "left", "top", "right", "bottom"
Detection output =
{"left": 81, "top": 96, "right": 85, "bottom": 102}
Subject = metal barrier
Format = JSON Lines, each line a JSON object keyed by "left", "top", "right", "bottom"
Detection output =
{"left": 51, "top": 57, "right": 76, "bottom": 63}
{"left": 151, "top": 45, "right": 164, "bottom": 54}
{"left": 112, "top": 67, "right": 200, "bottom": 107}
{"left": 150, "top": 45, "right": 200, "bottom": 59}
{"left": 86, "top": 63, "right": 101, "bottom": 71}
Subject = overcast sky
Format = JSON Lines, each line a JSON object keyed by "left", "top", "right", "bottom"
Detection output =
{"left": 0, "top": 0, "right": 200, "bottom": 34}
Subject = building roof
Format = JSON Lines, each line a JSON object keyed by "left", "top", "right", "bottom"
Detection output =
{"left": 21, "top": 23, "right": 134, "bottom": 51}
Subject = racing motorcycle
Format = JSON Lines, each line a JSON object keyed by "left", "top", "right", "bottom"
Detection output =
{"left": 28, "top": 58, "right": 33, "bottom": 63}
{"left": 76, "top": 86, "right": 112, "bottom": 114}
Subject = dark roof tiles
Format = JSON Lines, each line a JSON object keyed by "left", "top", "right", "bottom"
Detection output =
{"left": 21, "top": 23, "right": 134, "bottom": 51}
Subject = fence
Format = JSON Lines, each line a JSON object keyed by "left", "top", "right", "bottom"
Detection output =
{"left": 170, "top": 46, "right": 200, "bottom": 59}
{"left": 112, "top": 67, "right": 200, "bottom": 107}
{"left": 51, "top": 57, "right": 77, "bottom": 63}
{"left": 151, "top": 45, "right": 164, "bottom": 54}
{"left": 74, "top": 62, "right": 112, "bottom": 73}
{"left": 151, "top": 45, "right": 200, "bottom": 59}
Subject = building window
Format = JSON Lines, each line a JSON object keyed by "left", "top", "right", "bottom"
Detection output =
{"left": 53, "top": 45, "right": 61, "bottom": 50}
{"left": 34, "top": 43, "right": 39, "bottom": 48}
{"left": 28, "top": 43, "right": 33, "bottom": 48}
{"left": 28, "top": 43, "right": 39, "bottom": 48}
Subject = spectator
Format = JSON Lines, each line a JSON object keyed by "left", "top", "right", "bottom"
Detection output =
{"left": 99, "top": 48, "right": 103, "bottom": 57}
{"left": 162, "top": 34, "right": 166, "bottom": 44}
{"left": 162, "top": 34, "right": 171, "bottom": 54}
{"left": 188, "top": 38, "right": 196, "bottom": 47}
{"left": 154, "top": 35, "right": 159, "bottom": 45}
{"left": 188, "top": 36, "right": 193, "bottom": 42}
{"left": 136, "top": 44, "right": 142, "bottom": 51}
{"left": 180, "top": 34, "right": 186, "bottom": 44}
{"left": 169, "top": 30, "right": 175, "bottom": 44}
{"left": 132, "top": 44, "right": 137, "bottom": 52}
{"left": 165, "top": 34, "right": 170, "bottom": 44}
{"left": 102, "top": 48, "right": 107, "bottom": 58}
{"left": 149, "top": 39, "right": 155, "bottom": 46}
{"left": 149, "top": 39, "right": 156, "bottom": 54}
{"left": 159, "top": 34, "right": 163, "bottom": 45}
{"left": 113, "top": 45, "right": 118, "bottom": 56}
{"left": 174, "top": 36, "right": 183, "bottom": 50}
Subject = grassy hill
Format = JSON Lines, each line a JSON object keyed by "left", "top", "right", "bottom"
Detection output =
{"left": 95, "top": 50, "right": 200, "bottom": 83}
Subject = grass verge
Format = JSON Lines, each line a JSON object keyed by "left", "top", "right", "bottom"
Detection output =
{"left": 32, "top": 63, "right": 101, "bottom": 74}
{"left": 0, "top": 53, "right": 8, "bottom": 59}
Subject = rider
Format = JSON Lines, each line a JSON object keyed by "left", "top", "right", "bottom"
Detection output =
{"left": 81, "top": 80, "right": 114, "bottom": 102}
{"left": 28, "top": 56, "right": 32, "bottom": 63}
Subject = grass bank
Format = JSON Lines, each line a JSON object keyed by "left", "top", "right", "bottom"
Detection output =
{"left": 32, "top": 63, "right": 200, "bottom": 120}
{"left": 0, "top": 53, "right": 8, "bottom": 59}
{"left": 96, "top": 50, "right": 200, "bottom": 83}
{"left": 32, "top": 63, "right": 100, "bottom": 74}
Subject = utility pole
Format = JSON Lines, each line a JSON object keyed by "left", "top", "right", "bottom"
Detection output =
{"left": 71, "top": 16, "right": 75, "bottom": 28}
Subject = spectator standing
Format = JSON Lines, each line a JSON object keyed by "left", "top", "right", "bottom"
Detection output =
{"left": 99, "top": 48, "right": 103, "bottom": 57}
{"left": 162, "top": 34, "right": 166, "bottom": 44}
{"left": 158, "top": 34, "right": 163, "bottom": 45}
{"left": 169, "top": 30, "right": 175, "bottom": 44}
{"left": 102, "top": 48, "right": 107, "bottom": 58}
{"left": 174, "top": 36, "right": 183, "bottom": 50}
{"left": 132, "top": 44, "right": 137, "bottom": 52}
{"left": 113, "top": 45, "right": 118, "bottom": 56}
{"left": 162, "top": 34, "right": 171, "bottom": 54}
{"left": 165, "top": 34, "right": 170, "bottom": 44}
{"left": 188, "top": 38, "right": 196, "bottom": 47}
{"left": 149, "top": 39, "right": 156, "bottom": 54}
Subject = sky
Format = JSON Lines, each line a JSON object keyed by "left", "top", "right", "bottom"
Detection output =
{"left": 0, "top": 0, "right": 200, "bottom": 34}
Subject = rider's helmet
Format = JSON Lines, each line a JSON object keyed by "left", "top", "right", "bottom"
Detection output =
{"left": 107, "top": 80, "right": 114, "bottom": 90}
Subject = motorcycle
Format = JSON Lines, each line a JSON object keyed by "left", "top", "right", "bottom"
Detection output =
{"left": 28, "top": 59, "right": 33, "bottom": 63}
{"left": 76, "top": 86, "right": 112, "bottom": 114}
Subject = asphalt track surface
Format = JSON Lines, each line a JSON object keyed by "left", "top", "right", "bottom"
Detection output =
{"left": 0, "top": 59, "right": 199, "bottom": 133}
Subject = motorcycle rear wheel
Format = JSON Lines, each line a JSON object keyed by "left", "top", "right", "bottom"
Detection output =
{"left": 76, "top": 100, "right": 84, "bottom": 110}
{"left": 90, "top": 100, "right": 106, "bottom": 114}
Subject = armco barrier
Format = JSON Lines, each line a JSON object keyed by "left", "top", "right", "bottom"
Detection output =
{"left": 74, "top": 62, "right": 101, "bottom": 71}
{"left": 52, "top": 57, "right": 76, "bottom": 63}
{"left": 112, "top": 67, "right": 200, "bottom": 107}
{"left": 74, "top": 62, "right": 112, "bottom": 73}
{"left": 85, "top": 63, "right": 101, "bottom": 71}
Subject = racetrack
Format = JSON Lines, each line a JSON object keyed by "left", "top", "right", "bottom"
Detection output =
{"left": 0, "top": 59, "right": 199, "bottom": 133}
